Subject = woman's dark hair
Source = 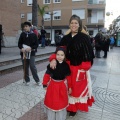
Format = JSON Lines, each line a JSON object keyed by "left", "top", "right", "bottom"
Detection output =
{"left": 69, "top": 14, "right": 82, "bottom": 32}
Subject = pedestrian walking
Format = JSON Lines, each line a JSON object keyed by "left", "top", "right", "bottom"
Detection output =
{"left": 94, "top": 30, "right": 104, "bottom": 58}
{"left": 55, "top": 31, "right": 61, "bottom": 46}
{"left": 41, "top": 26, "right": 46, "bottom": 48}
{"left": 42, "top": 46, "right": 71, "bottom": 120}
{"left": 102, "top": 35, "right": 110, "bottom": 58}
{"left": 32, "top": 26, "right": 38, "bottom": 38}
{"left": 110, "top": 35, "right": 115, "bottom": 49}
{"left": 18, "top": 21, "right": 40, "bottom": 86}
{"left": 49, "top": 15, "right": 95, "bottom": 117}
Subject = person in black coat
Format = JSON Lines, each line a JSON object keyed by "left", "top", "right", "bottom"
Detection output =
{"left": 102, "top": 35, "right": 110, "bottom": 58}
{"left": 94, "top": 30, "right": 104, "bottom": 58}
{"left": 18, "top": 22, "right": 40, "bottom": 85}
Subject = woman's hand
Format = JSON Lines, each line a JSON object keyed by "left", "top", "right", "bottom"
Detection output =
{"left": 68, "top": 88, "right": 72, "bottom": 94}
{"left": 50, "top": 59, "right": 57, "bottom": 69}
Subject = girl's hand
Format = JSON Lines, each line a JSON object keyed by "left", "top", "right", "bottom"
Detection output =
{"left": 68, "top": 88, "right": 72, "bottom": 94}
{"left": 50, "top": 59, "right": 57, "bottom": 69}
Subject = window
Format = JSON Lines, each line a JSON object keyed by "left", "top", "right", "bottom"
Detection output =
{"left": 53, "top": 10, "right": 61, "bottom": 20}
{"left": 72, "top": 9, "right": 85, "bottom": 19}
{"left": 27, "top": 0, "right": 32, "bottom": 6}
{"left": 53, "top": 0, "right": 61, "bottom": 3}
{"left": 43, "top": 0, "right": 51, "bottom": 4}
{"left": 72, "top": 0, "right": 84, "bottom": 1}
{"left": 44, "top": 12, "right": 51, "bottom": 21}
{"left": 27, "top": 13, "right": 32, "bottom": 21}
{"left": 21, "top": 14, "right": 25, "bottom": 18}
{"left": 21, "top": 0, "right": 25, "bottom": 3}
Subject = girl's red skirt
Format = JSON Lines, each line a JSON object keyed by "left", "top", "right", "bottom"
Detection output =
{"left": 44, "top": 79, "right": 68, "bottom": 111}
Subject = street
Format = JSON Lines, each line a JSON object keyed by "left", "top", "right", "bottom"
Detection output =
{"left": 0, "top": 47, "right": 120, "bottom": 120}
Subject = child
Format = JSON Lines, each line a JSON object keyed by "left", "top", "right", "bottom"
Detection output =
{"left": 42, "top": 46, "right": 71, "bottom": 120}
{"left": 18, "top": 22, "right": 40, "bottom": 86}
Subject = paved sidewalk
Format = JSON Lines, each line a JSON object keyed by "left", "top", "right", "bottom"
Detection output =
{"left": 0, "top": 46, "right": 56, "bottom": 62}
{"left": 0, "top": 47, "right": 120, "bottom": 120}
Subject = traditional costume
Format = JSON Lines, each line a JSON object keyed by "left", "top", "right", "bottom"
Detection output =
{"left": 43, "top": 60, "right": 71, "bottom": 120}
{"left": 49, "top": 32, "right": 95, "bottom": 113}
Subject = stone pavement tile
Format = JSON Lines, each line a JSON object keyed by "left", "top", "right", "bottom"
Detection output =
{"left": 18, "top": 100, "right": 47, "bottom": 120}
{"left": 101, "top": 111, "right": 120, "bottom": 120}
{"left": 0, "top": 113, "right": 9, "bottom": 120}
{"left": 0, "top": 61, "right": 48, "bottom": 89}
{"left": 66, "top": 109, "right": 102, "bottom": 120}
{"left": 92, "top": 77, "right": 109, "bottom": 89}
{"left": 0, "top": 70, "right": 46, "bottom": 119}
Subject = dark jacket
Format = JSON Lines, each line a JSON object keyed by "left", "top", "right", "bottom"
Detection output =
{"left": 94, "top": 33, "right": 104, "bottom": 50}
{"left": 18, "top": 31, "right": 38, "bottom": 56}
{"left": 60, "top": 32, "right": 94, "bottom": 66}
{"left": 41, "top": 29, "right": 46, "bottom": 38}
{"left": 102, "top": 38, "right": 110, "bottom": 51}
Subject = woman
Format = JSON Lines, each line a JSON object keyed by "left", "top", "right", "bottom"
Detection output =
{"left": 49, "top": 15, "right": 95, "bottom": 117}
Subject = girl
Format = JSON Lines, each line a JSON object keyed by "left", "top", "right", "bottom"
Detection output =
{"left": 42, "top": 46, "right": 71, "bottom": 120}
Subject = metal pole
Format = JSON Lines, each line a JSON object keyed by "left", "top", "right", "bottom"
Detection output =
{"left": 51, "top": 14, "right": 53, "bottom": 42}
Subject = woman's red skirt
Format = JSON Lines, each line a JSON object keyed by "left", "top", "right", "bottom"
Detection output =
{"left": 44, "top": 79, "right": 68, "bottom": 111}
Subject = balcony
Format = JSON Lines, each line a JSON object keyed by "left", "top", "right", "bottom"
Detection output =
{"left": 87, "top": 17, "right": 104, "bottom": 25}
{"left": 88, "top": 0, "right": 105, "bottom": 4}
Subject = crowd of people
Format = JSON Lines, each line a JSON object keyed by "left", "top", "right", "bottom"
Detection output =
{"left": 18, "top": 15, "right": 117, "bottom": 120}
{"left": 92, "top": 30, "right": 115, "bottom": 58}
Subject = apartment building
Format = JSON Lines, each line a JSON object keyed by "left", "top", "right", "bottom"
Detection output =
{"left": 21, "top": 0, "right": 106, "bottom": 43}
{"left": 0, "top": 0, "right": 21, "bottom": 47}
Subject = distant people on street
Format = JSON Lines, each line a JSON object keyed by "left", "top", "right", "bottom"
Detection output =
{"left": 110, "top": 35, "right": 115, "bottom": 49}
{"left": 42, "top": 46, "right": 71, "bottom": 120}
{"left": 32, "top": 26, "right": 38, "bottom": 38}
{"left": 102, "top": 35, "right": 110, "bottom": 58}
{"left": 90, "top": 35, "right": 95, "bottom": 49}
{"left": 55, "top": 31, "right": 61, "bottom": 46}
{"left": 114, "top": 34, "right": 117, "bottom": 46}
{"left": 38, "top": 32, "right": 41, "bottom": 46}
{"left": 59, "top": 32, "right": 64, "bottom": 39}
{"left": 41, "top": 26, "right": 46, "bottom": 48}
{"left": 94, "top": 30, "right": 104, "bottom": 58}
{"left": 18, "top": 21, "right": 40, "bottom": 86}
{"left": 45, "top": 38, "right": 51, "bottom": 46}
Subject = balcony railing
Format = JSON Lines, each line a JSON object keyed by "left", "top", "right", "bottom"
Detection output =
{"left": 87, "top": 17, "right": 104, "bottom": 24}
{"left": 88, "top": 0, "right": 105, "bottom": 4}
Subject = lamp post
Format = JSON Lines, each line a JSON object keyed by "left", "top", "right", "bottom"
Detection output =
{"left": 46, "top": 12, "right": 57, "bottom": 42}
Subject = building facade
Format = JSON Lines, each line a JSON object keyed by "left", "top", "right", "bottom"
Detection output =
{"left": 21, "top": 0, "right": 106, "bottom": 43}
{"left": 0, "top": 0, "right": 21, "bottom": 47}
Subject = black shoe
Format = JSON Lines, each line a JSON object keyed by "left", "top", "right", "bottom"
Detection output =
{"left": 103, "top": 56, "right": 107, "bottom": 58}
{"left": 69, "top": 112, "right": 76, "bottom": 117}
{"left": 96, "top": 56, "right": 101, "bottom": 58}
